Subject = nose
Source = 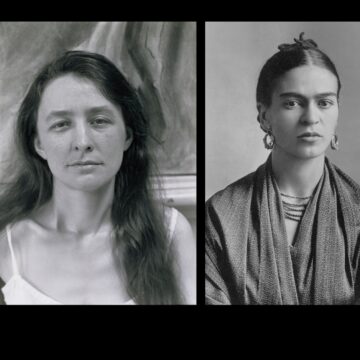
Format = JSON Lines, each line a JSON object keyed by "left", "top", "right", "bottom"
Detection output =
{"left": 300, "top": 103, "right": 320, "bottom": 125}
{"left": 73, "top": 123, "right": 94, "bottom": 152}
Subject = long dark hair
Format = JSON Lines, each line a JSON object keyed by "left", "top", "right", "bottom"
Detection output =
{"left": 0, "top": 50, "right": 183, "bottom": 304}
{"left": 256, "top": 32, "right": 341, "bottom": 127}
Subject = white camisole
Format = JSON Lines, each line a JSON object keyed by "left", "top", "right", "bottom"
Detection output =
{"left": 1, "top": 207, "right": 178, "bottom": 305}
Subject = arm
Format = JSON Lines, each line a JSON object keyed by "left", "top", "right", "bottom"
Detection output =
{"left": 169, "top": 210, "right": 196, "bottom": 305}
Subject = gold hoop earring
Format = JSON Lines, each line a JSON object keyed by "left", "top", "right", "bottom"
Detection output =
{"left": 263, "top": 132, "right": 275, "bottom": 150}
{"left": 330, "top": 134, "right": 339, "bottom": 150}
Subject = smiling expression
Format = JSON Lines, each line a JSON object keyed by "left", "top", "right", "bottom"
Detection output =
{"left": 258, "top": 65, "right": 339, "bottom": 159}
{"left": 35, "top": 74, "right": 133, "bottom": 192}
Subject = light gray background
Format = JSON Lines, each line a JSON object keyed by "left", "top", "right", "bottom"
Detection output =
{"left": 0, "top": 22, "right": 196, "bottom": 177}
{"left": 0, "top": 22, "right": 196, "bottom": 233}
{"left": 206, "top": 22, "right": 360, "bottom": 200}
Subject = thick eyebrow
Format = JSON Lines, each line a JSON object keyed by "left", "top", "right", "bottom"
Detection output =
{"left": 279, "top": 92, "right": 337, "bottom": 99}
{"left": 45, "top": 106, "right": 117, "bottom": 122}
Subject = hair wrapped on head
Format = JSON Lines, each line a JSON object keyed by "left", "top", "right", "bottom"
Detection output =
{"left": 278, "top": 32, "right": 318, "bottom": 52}
{"left": 256, "top": 31, "right": 341, "bottom": 124}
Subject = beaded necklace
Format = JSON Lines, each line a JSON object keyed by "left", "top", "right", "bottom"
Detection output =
{"left": 280, "top": 192, "right": 312, "bottom": 222}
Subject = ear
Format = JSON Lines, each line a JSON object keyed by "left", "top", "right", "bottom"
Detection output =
{"left": 257, "top": 103, "right": 271, "bottom": 132}
{"left": 124, "top": 127, "right": 133, "bottom": 151}
{"left": 34, "top": 136, "right": 47, "bottom": 160}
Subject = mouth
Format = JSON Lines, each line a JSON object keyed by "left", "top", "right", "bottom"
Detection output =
{"left": 297, "top": 132, "right": 322, "bottom": 139}
{"left": 68, "top": 161, "right": 103, "bottom": 166}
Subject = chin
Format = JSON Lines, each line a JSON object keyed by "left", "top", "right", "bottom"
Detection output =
{"left": 64, "top": 176, "right": 115, "bottom": 192}
{"left": 276, "top": 144, "right": 325, "bottom": 160}
{"left": 293, "top": 147, "right": 326, "bottom": 160}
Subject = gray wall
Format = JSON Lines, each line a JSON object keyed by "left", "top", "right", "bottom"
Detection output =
{"left": 206, "top": 22, "right": 360, "bottom": 199}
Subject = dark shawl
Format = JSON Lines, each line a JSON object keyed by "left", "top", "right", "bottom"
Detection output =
{"left": 205, "top": 156, "right": 360, "bottom": 305}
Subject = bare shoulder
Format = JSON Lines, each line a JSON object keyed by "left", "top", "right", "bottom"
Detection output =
{"left": 0, "top": 218, "right": 34, "bottom": 282}
{"left": 0, "top": 225, "right": 12, "bottom": 282}
{"left": 173, "top": 210, "right": 194, "bottom": 242}
{"left": 163, "top": 206, "right": 194, "bottom": 245}
{"left": 165, "top": 207, "right": 196, "bottom": 304}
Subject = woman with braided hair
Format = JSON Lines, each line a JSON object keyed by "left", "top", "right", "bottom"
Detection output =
{"left": 206, "top": 32, "right": 360, "bottom": 305}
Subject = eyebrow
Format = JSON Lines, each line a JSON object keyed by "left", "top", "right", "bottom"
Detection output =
{"left": 46, "top": 110, "right": 73, "bottom": 122}
{"left": 279, "top": 92, "right": 338, "bottom": 99}
{"left": 86, "top": 106, "right": 117, "bottom": 116}
{"left": 46, "top": 106, "right": 117, "bottom": 122}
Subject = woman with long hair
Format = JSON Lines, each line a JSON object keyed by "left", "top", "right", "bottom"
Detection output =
{"left": 206, "top": 33, "right": 360, "bottom": 305}
{"left": 0, "top": 50, "right": 196, "bottom": 305}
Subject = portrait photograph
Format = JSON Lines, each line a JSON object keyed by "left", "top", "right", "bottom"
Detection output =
{"left": 0, "top": 21, "right": 196, "bottom": 305}
{"left": 206, "top": 22, "right": 360, "bottom": 305}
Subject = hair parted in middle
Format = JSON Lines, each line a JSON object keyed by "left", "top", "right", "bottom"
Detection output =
{"left": 0, "top": 50, "right": 183, "bottom": 304}
{"left": 256, "top": 32, "right": 341, "bottom": 131}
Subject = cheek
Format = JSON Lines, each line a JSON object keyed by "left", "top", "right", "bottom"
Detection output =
{"left": 268, "top": 107, "right": 296, "bottom": 131}
{"left": 40, "top": 135, "right": 69, "bottom": 162}
{"left": 332, "top": 109, "right": 339, "bottom": 127}
{"left": 324, "top": 110, "right": 339, "bottom": 134}
{"left": 272, "top": 114, "right": 297, "bottom": 137}
{"left": 102, "top": 136, "right": 127, "bottom": 175}
{"left": 100, "top": 131, "right": 127, "bottom": 153}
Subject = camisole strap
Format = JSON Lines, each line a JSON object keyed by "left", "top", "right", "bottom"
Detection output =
{"left": 168, "top": 207, "right": 179, "bottom": 241}
{"left": 5, "top": 225, "right": 19, "bottom": 276}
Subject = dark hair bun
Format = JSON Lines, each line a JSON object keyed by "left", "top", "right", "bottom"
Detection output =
{"left": 278, "top": 32, "right": 318, "bottom": 52}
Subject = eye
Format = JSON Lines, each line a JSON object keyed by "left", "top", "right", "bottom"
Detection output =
{"left": 91, "top": 117, "right": 112, "bottom": 127}
{"left": 283, "top": 99, "right": 301, "bottom": 109}
{"left": 318, "top": 99, "right": 335, "bottom": 108}
{"left": 50, "top": 120, "right": 70, "bottom": 131}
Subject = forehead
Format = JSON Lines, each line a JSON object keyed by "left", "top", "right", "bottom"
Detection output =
{"left": 38, "top": 74, "right": 115, "bottom": 113}
{"left": 272, "top": 65, "right": 338, "bottom": 97}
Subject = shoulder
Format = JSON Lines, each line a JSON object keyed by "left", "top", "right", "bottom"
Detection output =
{"left": 164, "top": 207, "right": 196, "bottom": 304}
{"left": 206, "top": 170, "right": 256, "bottom": 225}
{"left": 327, "top": 161, "right": 360, "bottom": 229}
{"left": 0, "top": 217, "right": 36, "bottom": 282}
{"left": 164, "top": 206, "right": 194, "bottom": 251}
{"left": 171, "top": 208, "right": 194, "bottom": 244}
{"left": 205, "top": 170, "right": 261, "bottom": 256}
{"left": 163, "top": 206, "right": 179, "bottom": 237}
{"left": 206, "top": 171, "right": 256, "bottom": 210}
{"left": 330, "top": 161, "right": 360, "bottom": 204}
{"left": 0, "top": 227, "right": 10, "bottom": 304}
{"left": 0, "top": 225, "right": 12, "bottom": 283}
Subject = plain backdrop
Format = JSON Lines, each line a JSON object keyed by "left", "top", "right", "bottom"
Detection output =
{"left": 206, "top": 22, "right": 360, "bottom": 200}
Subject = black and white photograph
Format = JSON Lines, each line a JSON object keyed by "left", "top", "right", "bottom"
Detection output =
{"left": 0, "top": 22, "right": 196, "bottom": 305}
{"left": 205, "top": 22, "right": 360, "bottom": 305}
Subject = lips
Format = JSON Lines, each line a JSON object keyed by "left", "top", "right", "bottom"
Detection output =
{"left": 298, "top": 132, "right": 322, "bottom": 138}
{"left": 69, "top": 160, "right": 103, "bottom": 166}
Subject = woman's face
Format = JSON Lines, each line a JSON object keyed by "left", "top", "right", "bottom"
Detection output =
{"left": 259, "top": 65, "right": 339, "bottom": 160}
{"left": 35, "top": 74, "right": 133, "bottom": 192}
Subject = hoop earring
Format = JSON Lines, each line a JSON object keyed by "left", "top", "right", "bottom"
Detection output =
{"left": 263, "top": 132, "right": 275, "bottom": 150}
{"left": 330, "top": 134, "right": 339, "bottom": 150}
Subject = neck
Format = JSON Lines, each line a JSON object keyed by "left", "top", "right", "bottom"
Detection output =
{"left": 271, "top": 146, "right": 325, "bottom": 198}
{"left": 36, "top": 179, "right": 115, "bottom": 236}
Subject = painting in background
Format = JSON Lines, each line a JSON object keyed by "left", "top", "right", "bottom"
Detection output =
{"left": 0, "top": 22, "right": 196, "bottom": 180}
